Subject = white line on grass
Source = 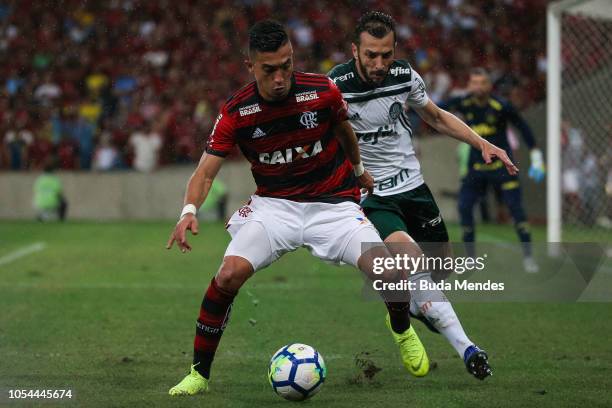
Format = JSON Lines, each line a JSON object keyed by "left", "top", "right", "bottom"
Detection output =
{"left": 0, "top": 242, "right": 47, "bottom": 267}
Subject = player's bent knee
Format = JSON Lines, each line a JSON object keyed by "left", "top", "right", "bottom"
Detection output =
{"left": 358, "top": 246, "right": 404, "bottom": 285}
{"left": 215, "top": 256, "right": 254, "bottom": 292}
{"left": 342, "top": 225, "right": 384, "bottom": 268}
{"left": 357, "top": 245, "right": 389, "bottom": 277}
{"left": 384, "top": 231, "right": 424, "bottom": 259}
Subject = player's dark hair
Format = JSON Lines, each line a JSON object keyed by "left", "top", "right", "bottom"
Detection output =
{"left": 248, "top": 20, "right": 289, "bottom": 55}
{"left": 470, "top": 67, "right": 491, "bottom": 80}
{"left": 353, "top": 11, "right": 396, "bottom": 45}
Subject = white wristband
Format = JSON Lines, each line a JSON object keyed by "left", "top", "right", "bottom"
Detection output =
{"left": 180, "top": 204, "right": 197, "bottom": 219}
{"left": 353, "top": 162, "right": 365, "bottom": 177}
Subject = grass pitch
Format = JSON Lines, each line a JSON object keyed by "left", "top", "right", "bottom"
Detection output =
{"left": 0, "top": 221, "right": 611, "bottom": 407}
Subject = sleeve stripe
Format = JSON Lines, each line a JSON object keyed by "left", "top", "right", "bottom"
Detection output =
{"left": 206, "top": 147, "right": 230, "bottom": 157}
{"left": 344, "top": 86, "right": 411, "bottom": 103}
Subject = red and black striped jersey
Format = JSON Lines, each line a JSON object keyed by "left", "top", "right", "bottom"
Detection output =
{"left": 206, "top": 71, "right": 359, "bottom": 203}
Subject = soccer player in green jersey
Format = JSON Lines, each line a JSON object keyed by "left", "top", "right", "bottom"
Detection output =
{"left": 33, "top": 164, "right": 67, "bottom": 222}
{"left": 329, "top": 11, "right": 517, "bottom": 380}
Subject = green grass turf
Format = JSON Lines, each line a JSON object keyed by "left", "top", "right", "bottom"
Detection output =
{"left": 0, "top": 221, "right": 611, "bottom": 407}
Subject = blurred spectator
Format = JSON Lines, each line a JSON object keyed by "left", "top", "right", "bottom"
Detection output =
{"left": 0, "top": 143, "right": 7, "bottom": 169}
{"left": 5, "top": 69, "right": 24, "bottom": 97}
{"left": 79, "top": 94, "right": 103, "bottom": 124}
{"left": 560, "top": 120, "right": 605, "bottom": 226}
{"left": 580, "top": 150, "right": 600, "bottom": 226}
{"left": 56, "top": 134, "right": 79, "bottom": 170}
{"left": 561, "top": 120, "right": 583, "bottom": 218}
{"left": 3, "top": 116, "right": 33, "bottom": 170}
{"left": 0, "top": 0, "right": 552, "bottom": 172}
{"left": 63, "top": 110, "right": 95, "bottom": 169}
{"left": 602, "top": 131, "right": 612, "bottom": 229}
{"left": 129, "top": 123, "right": 162, "bottom": 173}
{"left": 34, "top": 72, "right": 62, "bottom": 106}
{"left": 92, "top": 132, "right": 122, "bottom": 171}
{"left": 85, "top": 71, "right": 108, "bottom": 96}
{"left": 422, "top": 54, "right": 452, "bottom": 104}
{"left": 27, "top": 131, "right": 54, "bottom": 171}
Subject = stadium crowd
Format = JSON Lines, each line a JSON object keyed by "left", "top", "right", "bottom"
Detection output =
{"left": 0, "top": 0, "right": 548, "bottom": 172}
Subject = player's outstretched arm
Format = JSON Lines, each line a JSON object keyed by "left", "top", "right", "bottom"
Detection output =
{"left": 413, "top": 101, "right": 519, "bottom": 176}
{"left": 333, "top": 120, "right": 374, "bottom": 195}
{"left": 166, "top": 153, "right": 225, "bottom": 253}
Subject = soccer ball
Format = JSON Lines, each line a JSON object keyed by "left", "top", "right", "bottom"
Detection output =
{"left": 268, "top": 343, "right": 326, "bottom": 401}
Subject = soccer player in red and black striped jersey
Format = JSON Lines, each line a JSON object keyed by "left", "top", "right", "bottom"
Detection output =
{"left": 206, "top": 58, "right": 362, "bottom": 203}
{"left": 166, "top": 20, "right": 430, "bottom": 396}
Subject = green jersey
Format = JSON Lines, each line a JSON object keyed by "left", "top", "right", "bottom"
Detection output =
{"left": 33, "top": 174, "right": 62, "bottom": 210}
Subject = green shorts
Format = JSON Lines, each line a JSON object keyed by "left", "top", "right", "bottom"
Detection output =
{"left": 361, "top": 183, "right": 449, "bottom": 243}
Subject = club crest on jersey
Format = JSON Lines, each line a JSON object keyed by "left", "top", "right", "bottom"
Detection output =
{"left": 295, "top": 90, "right": 318, "bottom": 103}
{"left": 299, "top": 111, "right": 318, "bottom": 129}
{"left": 259, "top": 140, "right": 323, "bottom": 164}
{"left": 239, "top": 103, "right": 262, "bottom": 117}
{"left": 389, "top": 102, "right": 403, "bottom": 121}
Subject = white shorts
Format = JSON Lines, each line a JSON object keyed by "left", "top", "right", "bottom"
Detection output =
{"left": 225, "top": 195, "right": 382, "bottom": 271}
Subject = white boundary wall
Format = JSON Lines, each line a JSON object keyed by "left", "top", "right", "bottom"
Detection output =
{"left": 0, "top": 162, "right": 255, "bottom": 220}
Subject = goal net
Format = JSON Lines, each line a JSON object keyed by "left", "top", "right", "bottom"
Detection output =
{"left": 547, "top": 0, "right": 612, "bottom": 242}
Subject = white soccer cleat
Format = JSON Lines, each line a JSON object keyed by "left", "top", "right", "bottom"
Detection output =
{"left": 523, "top": 257, "right": 539, "bottom": 273}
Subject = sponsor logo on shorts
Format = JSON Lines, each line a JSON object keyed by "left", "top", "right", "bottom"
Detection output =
{"left": 238, "top": 206, "right": 253, "bottom": 218}
{"left": 356, "top": 216, "right": 369, "bottom": 225}
{"left": 422, "top": 215, "right": 442, "bottom": 228}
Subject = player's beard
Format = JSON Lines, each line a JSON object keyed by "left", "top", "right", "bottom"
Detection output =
{"left": 357, "top": 56, "right": 387, "bottom": 86}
